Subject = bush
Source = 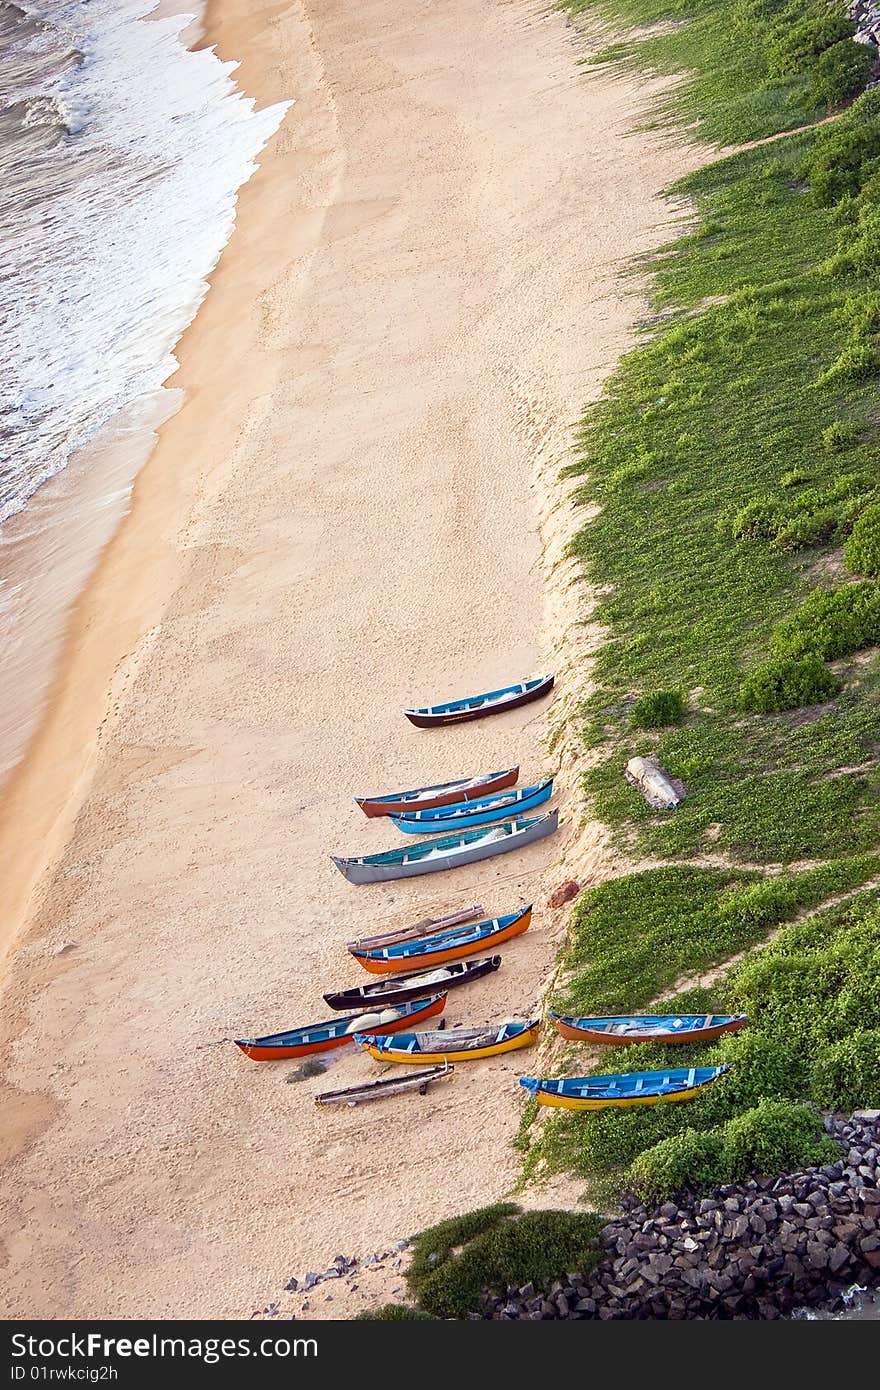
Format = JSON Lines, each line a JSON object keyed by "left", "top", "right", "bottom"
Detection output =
{"left": 630, "top": 687, "right": 686, "bottom": 729}
{"left": 720, "top": 1099, "right": 837, "bottom": 1178}
{"left": 815, "top": 339, "right": 880, "bottom": 388}
{"left": 738, "top": 654, "right": 840, "bottom": 712}
{"left": 732, "top": 497, "right": 782, "bottom": 541}
{"left": 410, "top": 1210, "right": 605, "bottom": 1318}
{"left": 771, "top": 582, "right": 880, "bottom": 659}
{"left": 808, "top": 40, "right": 876, "bottom": 110}
{"left": 841, "top": 290, "right": 880, "bottom": 335}
{"left": 771, "top": 509, "right": 839, "bottom": 551}
{"left": 806, "top": 119, "right": 880, "bottom": 206}
{"left": 629, "top": 1127, "right": 724, "bottom": 1201}
{"left": 845, "top": 504, "right": 880, "bottom": 576}
{"left": 355, "top": 1304, "right": 433, "bottom": 1320}
{"left": 407, "top": 1202, "right": 518, "bottom": 1299}
{"left": 821, "top": 419, "right": 859, "bottom": 452}
{"left": 810, "top": 1029, "right": 880, "bottom": 1110}
{"left": 768, "top": 15, "right": 855, "bottom": 77}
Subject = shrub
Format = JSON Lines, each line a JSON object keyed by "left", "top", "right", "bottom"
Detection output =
{"left": 810, "top": 1029, "right": 880, "bottom": 1110}
{"left": 771, "top": 509, "right": 839, "bottom": 551}
{"left": 821, "top": 419, "right": 859, "bottom": 452}
{"left": 808, "top": 40, "right": 876, "bottom": 110}
{"left": 738, "top": 654, "right": 839, "bottom": 712}
{"left": 720, "top": 1099, "right": 837, "bottom": 1178}
{"left": 768, "top": 15, "right": 855, "bottom": 77}
{"left": 407, "top": 1202, "right": 518, "bottom": 1300}
{"left": 806, "top": 120, "right": 880, "bottom": 206}
{"left": 845, "top": 503, "right": 880, "bottom": 576}
{"left": 731, "top": 497, "right": 782, "bottom": 541}
{"left": 630, "top": 687, "right": 686, "bottom": 729}
{"left": 355, "top": 1304, "right": 433, "bottom": 1320}
{"left": 410, "top": 1210, "right": 605, "bottom": 1318}
{"left": 815, "top": 339, "right": 880, "bottom": 388}
{"left": 629, "top": 1127, "right": 724, "bottom": 1201}
{"left": 771, "top": 582, "right": 880, "bottom": 659}
{"left": 840, "top": 290, "right": 880, "bottom": 335}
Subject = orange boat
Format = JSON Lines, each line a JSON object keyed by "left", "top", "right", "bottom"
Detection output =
{"left": 234, "top": 992, "right": 446, "bottom": 1061}
{"left": 349, "top": 905, "right": 532, "bottom": 975}
{"left": 549, "top": 1012, "right": 749, "bottom": 1045}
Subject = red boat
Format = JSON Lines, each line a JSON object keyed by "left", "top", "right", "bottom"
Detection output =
{"left": 354, "top": 767, "right": 518, "bottom": 817}
{"left": 234, "top": 992, "right": 446, "bottom": 1061}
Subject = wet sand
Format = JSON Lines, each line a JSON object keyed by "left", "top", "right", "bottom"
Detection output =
{"left": 0, "top": 0, "right": 695, "bottom": 1318}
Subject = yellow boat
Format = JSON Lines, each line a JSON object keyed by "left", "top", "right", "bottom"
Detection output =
{"left": 354, "top": 1018, "right": 540, "bottom": 1064}
{"left": 519, "top": 1063, "right": 731, "bottom": 1112}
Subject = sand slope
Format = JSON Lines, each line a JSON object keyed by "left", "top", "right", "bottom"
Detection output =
{"left": 0, "top": 0, "right": 695, "bottom": 1318}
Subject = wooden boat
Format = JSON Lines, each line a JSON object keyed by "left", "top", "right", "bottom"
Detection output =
{"left": 346, "top": 903, "right": 483, "bottom": 953}
{"left": 234, "top": 992, "right": 446, "bottom": 1061}
{"left": 519, "top": 1064, "right": 731, "bottom": 1112}
{"left": 316, "top": 1064, "right": 454, "bottom": 1107}
{"left": 349, "top": 905, "right": 532, "bottom": 974}
{"left": 403, "top": 673, "right": 554, "bottom": 728}
{"left": 324, "top": 955, "right": 502, "bottom": 1010}
{"left": 332, "top": 811, "right": 558, "bottom": 885}
{"left": 550, "top": 1011, "right": 748, "bottom": 1045}
{"left": 356, "top": 1018, "right": 541, "bottom": 1064}
{"left": 355, "top": 768, "right": 518, "bottom": 818}
{"left": 391, "top": 780, "right": 553, "bottom": 834}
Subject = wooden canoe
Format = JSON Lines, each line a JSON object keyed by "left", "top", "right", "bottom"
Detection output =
{"left": 349, "top": 905, "right": 532, "bottom": 974}
{"left": 356, "top": 1018, "right": 541, "bottom": 1064}
{"left": 355, "top": 768, "right": 518, "bottom": 817}
{"left": 323, "top": 955, "right": 502, "bottom": 1010}
{"left": 391, "top": 780, "right": 553, "bottom": 834}
{"left": 315, "top": 1064, "right": 454, "bottom": 1107}
{"left": 550, "top": 1012, "right": 748, "bottom": 1045}
{"left": 403, "top": 673, "right": 554, "bottom": 728}
{"left": 519, "top": 1064, "right": 732, "bottom": 1112}
{"left": 234, "top": 992, "right": 446, "bottom": 1061}
{"left": 331, "top": 811, "right": 558, "bottom": 885}
{"left": 346, "top": 903, "right": 484, "bottom": 953}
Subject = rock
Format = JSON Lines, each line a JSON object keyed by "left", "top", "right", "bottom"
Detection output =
{"left": 575, "top": 1297, "right": 596, "bottom": 1314}
{"left": 853, "top": 1110, "right": 880, "bottom": 1124}
{"left": 828, "top": 1244, "right": 851, "bottom": 1274}
{"left": 302, "top": 1272, "right": 321, "bottom": 1291}
{"left": 547, "top": 880, "right": 580, "bottom": 909}
{"left": 805, "top": 1241, "right": 829, "bottom": 1270}
{"left": 283, "top": 1277, "right": 299, "bottom": 1292}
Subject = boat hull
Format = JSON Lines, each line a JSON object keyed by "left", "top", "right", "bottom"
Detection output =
{"left": 404, "top": 674, "right": 554, "bottom": 728}
{"left": 520, "top": 1065, "right": 730, "bottom": 1112}
{"left": 551, "top": 1013, "right": 748, "bottom": 1046}
{"left": 350, "top": 907, "right": 532, "bottom": 975}
{"left": 527, "top": 1080, "right": 718, "bottom": 1111}
{"left": 315, "top": 1065, "right": 454, "bottom": 1106}
{"left": 234, "top": 992, "right": 446, "bottom": 1061}
{"left": 332, "top": 810, "right": 558, "bottom": 885}
{"left": 324, "top": 955, "right": 502, "bottom": 1010}
{"left": 391, "top": 780, "right": 552, "bottom": 834}
{"left": 357, "top": 1020, "right": 540, "bottom": 1064}
{"left": 355, "top": 768, "right": 518, "bottom": 817}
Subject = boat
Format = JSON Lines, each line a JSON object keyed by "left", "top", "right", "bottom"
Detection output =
{"left": 356, "top": 1018, "right": 541, "bottom": 1064}
{"left": 519, "top": 1064, "right": 732, "bottom": 1112}
{"left": 391, "top": 780, "right": 553, "bottom": 834}
{"left": 549, "top": 1012, "right": 748, "bottom": 1045}
{"left": 345, "top": 903, "right": 483, "bottom": 954}
{"left": 349, "top": 905, "right": 532, "bottom": 974}
{"left": 403, "top": 673, "right": 554, "bottom": 728}
{"left": 331, "top": 810, "right": 559, "bottom": 885}
{"left": 234, "top": 992, "right": 446, "bottom": 1061}
{"left": 315, "top": 1064, "right": 454, "bottom": 1107}
{"left": 323, "top": 955, "right": 502, "bottom": 1010}
{"left": 355, "top": 768, "right": 518, "bottom": 818}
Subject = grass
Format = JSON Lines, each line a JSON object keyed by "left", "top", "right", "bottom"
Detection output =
{"left": 513, "top": 1, "right": 880, "bottom": 1214}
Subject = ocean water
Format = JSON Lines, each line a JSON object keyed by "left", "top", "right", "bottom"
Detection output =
{"left": 0, "top": 0, "right": 289, "bottom": 781}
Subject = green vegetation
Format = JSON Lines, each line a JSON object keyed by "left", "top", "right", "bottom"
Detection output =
{"left": 738, "top": 654, "right": 839, "bottom": 712}
{"left": 631, "top": 687, "right": 686, "bottom": 727}
{"left": 354, "top": 1304, "right": 434, "bottom": 1320}
{"left": 846, "top": 503, "right": 880, "bottom": 576}
{"left": 529, "top": 889, "right": 880, "bottom": 1203}
{"left": 405, "top": 1205, "right": 605, "bottom": 1318}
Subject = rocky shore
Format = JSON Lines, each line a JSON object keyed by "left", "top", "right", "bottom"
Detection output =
{"left": 483, "top": 1112, "right": 880, "bottom": 1320}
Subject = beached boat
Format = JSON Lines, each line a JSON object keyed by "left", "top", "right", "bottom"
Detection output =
{"left": 391, "top": 780, "right": 553, "bottom": 834}
{"left": 519, "top": 1064, "right": 732, "bottom": 1112}
{"left": 332, "top": 811, "right": 558, "bottom": 885}
{"left": 315, "top": 1064, "right": 454, "bottom": 1107}
{"left": 403, "top": 673, "right": 554, "bottom": 728}
{"left": 234, "top": 992, "right": 446, "bottom": 1061}
{"left": 356, "top": 1018, "right": 541, "bottom": 1064}
{"left": 324, "top": 955, "right": 502, "bottom": 1010}
{"left": 346, "top": 903, "right": 483, "bottom": 953}
{"left": 349, "top": 905, "right": 532, "bottom": 974}
{"left": 550, "top": 1012, "right": 748, "bottom": 1046}
{"left": 355, "top": 768, "right": 518, "bottom": 818}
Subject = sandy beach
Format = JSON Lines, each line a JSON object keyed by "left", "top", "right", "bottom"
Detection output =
{"left": 0, "top": 0, "right": 696, "bottom": 1319}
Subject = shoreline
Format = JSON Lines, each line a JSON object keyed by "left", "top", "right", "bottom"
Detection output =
{"left": 0, "top": 0, "right": 698, "bottom": 1319}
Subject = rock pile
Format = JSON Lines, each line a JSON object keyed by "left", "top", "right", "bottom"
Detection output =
{"left": 483, "top": 1112, "right": 880, "bottom": 1320}
{"left": 850, "top": 0, "right": 880, "bottom": 52}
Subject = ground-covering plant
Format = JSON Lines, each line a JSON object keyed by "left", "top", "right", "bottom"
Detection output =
{"left": 529, "top": 890, "right": 880, "bottom": 1203}
{"left": 404, "top": 1206, "right": 605, "bottom": 1318}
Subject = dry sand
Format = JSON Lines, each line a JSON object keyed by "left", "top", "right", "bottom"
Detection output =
{"left": 0, "top": 0, "right": 697, "bottom": 1318}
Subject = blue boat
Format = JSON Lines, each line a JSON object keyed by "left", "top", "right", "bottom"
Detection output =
{"left": 403, "top": 673, "right": 554, "bottom": 727}
{"left": 391, "top": 780, "right": 553, "bottom": 834}
{"left": 551, "top": 1012, "right": 748, "bottom": 1046}
{"left": 331, "top": 811, "right": 558, "bottom": 885}
{"left": 349, "top": 906, "right": 532, "bottom": 972}
{"left": 519, "top": 1064, "right": 731, "bottom": 1111}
